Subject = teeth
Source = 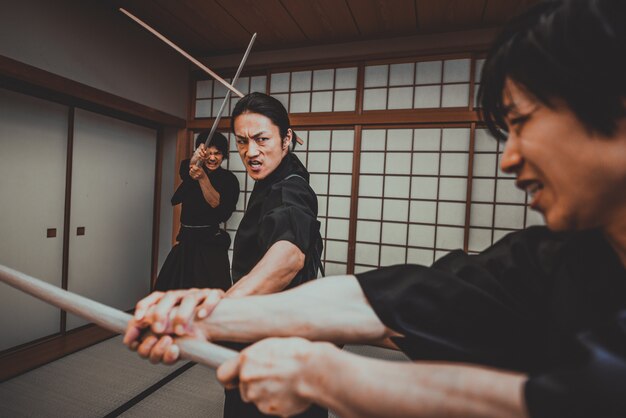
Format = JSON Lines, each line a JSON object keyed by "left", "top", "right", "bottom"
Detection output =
{"left": 526, "top": 182, "right": 542, "bottom": 198}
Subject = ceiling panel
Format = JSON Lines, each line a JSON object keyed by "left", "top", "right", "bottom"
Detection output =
{"left": 346, "top": 0, "right": 417, "bottom": 37}
{"left": 416, "top": 0, "right": 487, "bottom": 32}
{"left": 281, "top": 0, "right": 360, "bottom": 42}
{"left": 482, "top": 0, "right": 538, "bottom": 25}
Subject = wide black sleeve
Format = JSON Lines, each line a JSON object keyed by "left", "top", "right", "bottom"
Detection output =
{"left": 213, "top": 170, "right": 240, "bottom": 223}
{"left": 171, "top": 159, "right": 192, "bottom": 205}
{"left": 257, "top": 177, "right": 319, "bottom": 254}
{"left": 524, "top": 310, "right": 626, "bottom": 417}
{"left": 355, "top": 227, "right": 564, "bottom": 372}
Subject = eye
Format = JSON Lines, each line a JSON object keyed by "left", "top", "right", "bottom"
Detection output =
{"left": 236, "top": 138, "right": 246, "bottom": 145}
{"left": 256, "top": 137, "right": 269, "bottom": 143}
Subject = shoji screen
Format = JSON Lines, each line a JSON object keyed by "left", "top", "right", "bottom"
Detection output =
{"left": 195, "top": 75, "right": 268, "bottom": 118}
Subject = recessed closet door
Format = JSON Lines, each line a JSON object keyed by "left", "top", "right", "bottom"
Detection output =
{"left": 0, "top": 88, "right": 67, "bottom": 351}
{"left": 67, "top": 109, "right": 156, "bottom": 330}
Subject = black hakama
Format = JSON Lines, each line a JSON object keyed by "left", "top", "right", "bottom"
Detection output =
{"left": 155, "top": 159, "right": 239, "bottom": 292}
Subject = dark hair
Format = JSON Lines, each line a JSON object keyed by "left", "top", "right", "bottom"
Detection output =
{"left": 231, "top": 92, "right": 299, "bottom": 151}
{"left": 479, "top": 0, "right": 626, "bottom": 141}
{"left": 195, "top": 131, "right": 229, "bottom": 159}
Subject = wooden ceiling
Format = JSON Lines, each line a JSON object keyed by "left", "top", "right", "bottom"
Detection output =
{"left": 112, "top": 0, "right": 538, "bottom": 57}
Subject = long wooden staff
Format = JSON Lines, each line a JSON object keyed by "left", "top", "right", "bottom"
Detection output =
{"left": 119, "top": 7, "right": 243, "bottom": 99}
{"left": 195, "top": 32, "right": 257, "bottom": 167}
{"left": 0, "top": 264, "right": 237, "bottom": 368}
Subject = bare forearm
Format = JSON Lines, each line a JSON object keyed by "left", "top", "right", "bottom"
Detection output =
{"left": 198, "top": 177, "right": 220, "bottom": 207}
{"left": 225, "top": 240, "right": 304, "bottom": 298}
{"left": 302, "top": 345, "right": 529, "bottom": 418}
{"left": 200, "top": 275, "right": 389, "bottom": 343}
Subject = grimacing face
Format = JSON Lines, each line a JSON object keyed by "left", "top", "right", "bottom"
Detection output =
{"left": 204, "top": 146, "right": 223, "bottom": 172}
{"left": 500, "top": 79, "right": 626, "bottom": 233}
{"left": 234, "top": 112, "right": 291, "bottom": 181}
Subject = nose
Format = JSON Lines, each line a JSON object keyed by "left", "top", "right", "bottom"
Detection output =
{"left": 500, "top": 136, "right": 523, "bottom": 175}
{"left": 247, "top": 140, "right": 260, "bottom": 158}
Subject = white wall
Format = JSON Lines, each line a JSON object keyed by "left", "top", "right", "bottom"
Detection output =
{"left": 0, "top": 0, "right": 189, "bottom": 118}
{"left": 158, "top": 128, "right": 177, "bottom": 270}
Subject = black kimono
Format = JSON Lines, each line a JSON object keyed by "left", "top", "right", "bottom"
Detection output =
{"left": 226, "top": 153, "right": 325, "bottom": 418}
{"left": 356, "top": 226, "right": 626, "bottom": 418}
{"left": 155, "top": 159, "right": 239, "bottom": 291}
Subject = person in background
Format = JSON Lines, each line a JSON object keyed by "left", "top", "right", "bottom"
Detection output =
{"left": 154, "top": 132, "right": 239, "bottom": 292}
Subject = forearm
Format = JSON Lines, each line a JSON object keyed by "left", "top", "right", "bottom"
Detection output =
{"left": 198, "top": 177, "right": 220, "bottom": 208}
{"left": 225, "top": 240, "right": 304, "bottom": 298}
{"left": 199, "top": 275, "right": 389, "bottom": 343}
{"left": 302, "top": 344, "right": 529, "bottom": 418}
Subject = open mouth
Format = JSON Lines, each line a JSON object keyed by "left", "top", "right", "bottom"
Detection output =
{"left": 248, "top": 160, "right": 262, "bottom": 171}
{"left": 517, "top": 179, "right": 544, "bottom": 207}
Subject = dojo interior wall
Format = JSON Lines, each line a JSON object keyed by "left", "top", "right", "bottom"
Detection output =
{"left": 191, "top": 56, "right": 544, "bottom": 275}
{"left": 0, "top": 0, "right": 187, "bottom": 353}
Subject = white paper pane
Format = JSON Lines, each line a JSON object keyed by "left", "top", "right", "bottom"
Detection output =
{"left": 364, "top": 65, "right": 388, "bottom": 88}
{"left": 474, "top": 129, "right": 498, "bottom": 152}
{"left": 413, "top": 129, "right": 441, "bottom": 150}
{"left": 435, "top": 226, "right": 464, "bottom": 249}
{"left": 386, "top": 129, "right": 412, "bottom": 151}
{"left": 309, "top": 173, "right": 328, "bottom": 195}
{"left": 389, "top": 62, "right": 415, "bottom": 86}
{"left": 384, "top": 176, "right": 410, "bottom": 198}
{"left": 308, "top": 130, "right": 331, "bottom": 150}
{"left": 473, "top": 153, "right": 498, "bottom": 177}
{"left": 196, "top": 80, "right": 213, "bottom": 98}
{"left": 326, "top": 218, "right": 350, "bottom": 240}
{"left": 311, "top": 91, "right": 333, "bottom": 112}
{"left": 295, "top": 130, "right": 308, "bottom": 150}
{"left": 442, "top": 84, "right": 469, "bottom": 107}
{"left": 251, "top": 76, "right": 267, "bottom": 93}
{"left": 273, "top": 93, "right": 289, "bottom": 110}
{"left": 471, "top": 178, "right": 495, "bottom": 202}
{"left": 361, "top": 129, "right": 386, "bottom": 151}
{"left": 440, "top": 153, "right": 468, "bottom": 176}
{"left": 408, "top": 224, "right": 436, "bottom": 248}
{"left": 382, "top": 222, "right": 407, "bottom": 245}
{"left": 468, "top": 228, "right": 491, "bottom": 252}
{"left": 318, "top": 195, "right": 327, "bottom": 217}
{"left": 385, "top": 153, "right": 411, "bottom": 175}
{"left": 412, "top": 153, "right": 440, "bottom": 175}
{"left": 411, "top": 176, "right": 438, "bottom": 199}
{"left": 358, "top": 197, "right": 382, "bottom": 219}
{"left": 438, "top": 201, "right": 466, "bottom": 226}
{"left": 325, "top": 262, "right": 347, "bottom": 275}
{"left": 328, "top": 196, "right": 351, "bottom": 218}
{"left": 330, "top": 153, "right": 353, "bottom": 174}
{"left": 237, "top": 77, "right": 250, "bottom": 94}
{"left": 290, "top": 92, "right": 311, "bottom": 113}
{"left": 307, "top": 152, "right": 330, "bottom": 172}
{"left": 331, "top": 130, "right": 354, "bottom": 150}
{"left": 443, "top": 59, "right": 471, "bottom": 82}
{"left": 416, "top": 61, "right": 442, "bottom": 84}
{"left": 329, "top": 174, "right": 353, "bottom": 195}
{"left": 388, "top": 87, "right": 413, "bottom": 109}
{"left": 333, "top": 90, "right": 356, "bottom": 111}
{"left": 441, "top": 128, "right": 470, "bottom": 151}
{"left": 469, "top": 203, "right": 493, "bottom": 227}
{"left": 313, "top": 69, "right": 334, "bottom": 90}
{"left": 325, "top": 240, "right": 348, "bottom": 262}
{"left": 270, "top": 72, "right": 290, "bottom": 93}
{"left": 214, "top": 78, "right": 230, "bottom": 98}
{"left": 414, "top": 85, "right": 441, "bottom": 108}
{"left": 493, "top": 229, "right": 511, "bottom": 243}
{"left": 383, "top": 199, "right": 409, "bottom": 222}
{"left": 360, "top": 152, "right": 385, "bottom": 174}
{"left": 475, "top": 59, "right": 486, "bottom": 82}
{"left": 496, "top": 178, "right": 526, "bottom": 203}
{"left": 356, "top": 220, "right": 381, "bottom": 242}
{"left": 291, "top": 71, "right": 312, "bottom": 92}
{"left": 435, "top": 250, "right": 453, "bottom": 261}
{"left": 195, "top": 99, "right": 211, "bottom": 118}
{"left": 335, "top": 67, "right": 358, "bottom": 89}
{"left": 407, "top": 248, "right": 434, "bottom": 266}
{"left": 438, "top": 177, "right": 467, "bottom": 201}
{"left": 363, "top": 88, "right": 387, "bottom": 110}
{"left": 410, "top": 200, "right": 437, "bottom": 223}
{"left": 355, "top": 242, "right": 379, "bottom": 265}
{"left": 494, "top": 204, "right": 525, "bottom": 229}
{"left": 380, "top": 245, "right": 406, "bottom": 266}
{"left": 354, "top": 265, "right": 375, "bottom": 274}
{"left": 359, "top": 175, "right": 384, "bottom": 197}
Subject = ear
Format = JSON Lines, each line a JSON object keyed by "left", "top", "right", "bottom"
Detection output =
{"left": 283, "top": 129, "right": 293, "bottom": 150}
